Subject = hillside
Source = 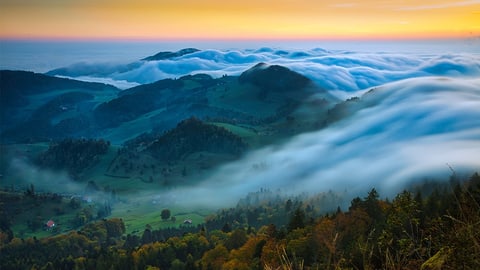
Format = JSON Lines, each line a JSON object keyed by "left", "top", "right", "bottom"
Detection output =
{"left": 147, "top": 117, "right": 247, "bottom": 161}
{"left": 35, "top": 138, "right": 110, "bottom": 180}
{"left": 0, "top": 71, "right": 119, "bottom": 142}
{"left": 1, "top": 173, "right": 478, "bottom": 269}
{"left": 0, "top": 64, "right": 340, "bottom": 198}
{"left": 103, "top": 118, "right": 248, "bottom": 186}
{"left": 1, "top": 64, "right": 337, "bottom": 145}
{"left": 92, "top": 64, "right": 335, "bottom": 143}
{"left": 239, "top": 63, "right": 313, "bottom": 99}
{"left": 0, "top": 70, "right": 117, "bottom": 107}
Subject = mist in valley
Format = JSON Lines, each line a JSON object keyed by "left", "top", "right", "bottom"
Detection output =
{"left": 1, "top": 44, "right": 480, "bottom": 223}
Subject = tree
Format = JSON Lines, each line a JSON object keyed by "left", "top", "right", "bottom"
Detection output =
{"left": 161, "top": 209, "right": 171, "bottom": 221}
{"left": 314, "top": 218, "right": 339, "bottom": 268}
{"left": 288, "top": 208, "right": 305, "bottom": 232}
{"left": 171, "top": 259, "right": 186, "bottom": 270}
{"left": 221, "top": 223, "right": 232, "bottom": 233}
{"left": 141, "top": 229, "right": 153, "bottom": 244}
{"left": 285, "top": 199, "right": 293, "bottom": 212}
{"left": 379, "top": 190, "right": 423, "bottom": 269}
{"left": 201, "top": 244, "right": 229, "bottom": 270}
{"left": 364, "top": 188, "right": 383, "bottom": 222}
{"left": 25, "top": 183, "right": 35, "bottom": 197}
{"left": 225, "top": 229, "right": 248, "bottom": 250}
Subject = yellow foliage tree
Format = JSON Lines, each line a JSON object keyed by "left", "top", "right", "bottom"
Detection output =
{"left": 201, "top": 244, "right": 229, "bottom": 270}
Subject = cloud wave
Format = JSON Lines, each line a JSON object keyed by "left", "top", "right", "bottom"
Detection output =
{"left": 49, "top": 48, "right": 480, "bottom": 98}
{"left": 171, "top": 77, "right": 480, "bottom": 207}
{"left": 41, "top": 47, "right": 480, "bottom": 207}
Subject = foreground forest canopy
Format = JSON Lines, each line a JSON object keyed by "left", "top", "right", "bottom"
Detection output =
{"left": 1, "top": 173, "right": 479, "bottom": 270}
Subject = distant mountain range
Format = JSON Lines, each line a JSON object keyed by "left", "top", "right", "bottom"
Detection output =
{"left": 141, "top": 48, "right": 200, "bottom": 61}
{"left": 45, "top": 48, "right": 204, "bottom": 79}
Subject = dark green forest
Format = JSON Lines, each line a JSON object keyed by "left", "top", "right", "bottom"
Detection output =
{"left": 1, "top": 173, "right": 479, "bottom": 270}
{"left": 35, "top": 138, "right": 110, "bottom": 180}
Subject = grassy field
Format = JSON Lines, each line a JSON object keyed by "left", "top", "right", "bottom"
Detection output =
{"left": 2, "top": 186, "right": 212, "bottom": 239}
{"left": 207, "top": 81, "right": 277, "bottom": 119}
{"left": 0, "top": 142, "right": 216, "bottom": 239}
{"left": 2, "top": 191, "right": 83, "bottom": 239}
{"left": 110, "top": 199, "right": 208, "bottom": 234}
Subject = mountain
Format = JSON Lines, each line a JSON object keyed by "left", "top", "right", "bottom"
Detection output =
{"left": 92, "top": 73, "right": 257, "bottom": 139}
{"left": 0, "top": 70, "right": 119, "bottom": 142}
{"left": 0, "top": 64, "right": 340, "bottom": 186}
{"left": 1, "top": 65, "right": 337, "bottom": 145}
{"left": 93, "top": 64, "right": 336, "bottom": 143}
{"left": 239, "top": 62, "right": 313, "bottom": 98}
{"left": 147, "top": 117, "right": 247, "bottom": 161}
{"left": 0, "top": 70, "right": 117, "bottom": 108}
{"left": 141, "top": 48, "right": 200, "bottom": 61}
{"left": 44, "top": 48, "right": 201, "bottom": 83}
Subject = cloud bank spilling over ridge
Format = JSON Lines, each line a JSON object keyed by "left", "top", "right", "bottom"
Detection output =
{"left": 38, "top": 47, "right": 480, "bottom": 207}
{"left": 48, "top": 48, "right": 480, "bottom": 96}
{"left": 169, "top": 77, "right": 480, "bottom": 207}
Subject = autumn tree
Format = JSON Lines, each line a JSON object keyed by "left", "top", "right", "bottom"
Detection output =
{"left": 314, "top": 218, "right": 339, "bottom": 269}
{"left": 201, "top": 244, "right": 229, "bottom": 270}
{"left": 225, "top": 229, "right": 248, "bottom": 251}
{"left": 379, "top": 190, "right": 423, "bottom": 269}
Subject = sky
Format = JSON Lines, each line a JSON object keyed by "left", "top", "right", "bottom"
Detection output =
{"left": 0, "top": 0, "right": 479, "bottom": 40}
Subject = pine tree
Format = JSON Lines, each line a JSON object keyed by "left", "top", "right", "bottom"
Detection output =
{"left": 288, "top": 207, "right": 305, "bottom": 232}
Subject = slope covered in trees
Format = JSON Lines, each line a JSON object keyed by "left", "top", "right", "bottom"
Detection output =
{"left": 35, "top": 138, "right": 110, "bottom": 179}
{"left": 147, "top": 117, "right": 247, "bottom": 161}
{"left": 1, "top": 173, "right": 479, "bottom": 269}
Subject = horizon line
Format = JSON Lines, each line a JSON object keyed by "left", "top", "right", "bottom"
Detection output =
{"left": 1, "top": 36, "right": 477, "bottom": 43}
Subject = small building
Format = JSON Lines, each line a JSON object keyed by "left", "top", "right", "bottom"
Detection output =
{"left": 183, "top": 219, "right": 192, "bottom": 224}
{"left": 45, "top": 220, "right": 55, "bottom": 230}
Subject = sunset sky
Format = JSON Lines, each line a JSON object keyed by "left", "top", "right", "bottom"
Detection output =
{"left": 0, "top": 0, "right": 479, "bottom": 40}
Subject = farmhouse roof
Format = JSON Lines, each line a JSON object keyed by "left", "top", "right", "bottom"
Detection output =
{"left": 46, "top": 220, "right": 55, "bottom": 228}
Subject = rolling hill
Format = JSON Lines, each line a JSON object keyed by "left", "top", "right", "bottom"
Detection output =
{"left": 0, "top": 70, "right": 119, "bottom": 142}
{"left": 0, "top": 63, "right": 339, "bottom": 188}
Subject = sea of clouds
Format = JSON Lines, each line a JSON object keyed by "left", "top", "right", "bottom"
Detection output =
{"left": 49, "top": 47, "right": 480, "bottom": 99}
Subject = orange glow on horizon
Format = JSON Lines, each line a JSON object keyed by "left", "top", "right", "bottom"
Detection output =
{"left": 0, "top": 0, "right": 479, "bottom": 41}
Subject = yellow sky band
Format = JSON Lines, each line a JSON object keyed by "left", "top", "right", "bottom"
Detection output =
{"left": 0, "top": 0, "right": 479, "bottom": 40}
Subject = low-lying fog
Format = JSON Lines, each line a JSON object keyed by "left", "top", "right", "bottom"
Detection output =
{"left": 2, "top": 42, "right": 480, "bottom": 210}
{"left": 171, "top": 76, "right": 480, "bottom": 207}
{"left": 5, "top": 77, "right": 479, "bottom": 209}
